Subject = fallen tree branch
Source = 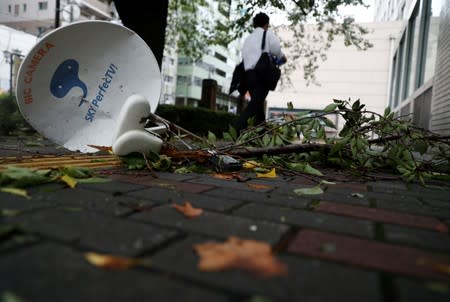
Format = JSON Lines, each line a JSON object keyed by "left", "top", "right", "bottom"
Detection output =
{"left": 227, "top": 143, "right": 332, "bottom": 158}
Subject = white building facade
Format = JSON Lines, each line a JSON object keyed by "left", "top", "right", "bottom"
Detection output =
{"left": 0, "top": 0, "right": 112, "bottom": 37}
{"left": 267, "top": 21, "right": 403, "bottom": 132}
{"left": 375, "top": 0, "right": 450, "bottom": 134}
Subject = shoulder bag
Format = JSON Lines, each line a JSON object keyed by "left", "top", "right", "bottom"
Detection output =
{"left": 254, "top": 30, "right": 281, "bottom": 91}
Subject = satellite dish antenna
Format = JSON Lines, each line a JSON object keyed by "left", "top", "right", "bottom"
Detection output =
{"left": 15, "top": 21, "right": 162, "bottom": 153}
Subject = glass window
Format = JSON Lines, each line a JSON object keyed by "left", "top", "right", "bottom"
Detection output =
{"left": 403, "top": 6, "right": 419, "bottom": 99}
{"left": 8, "top": 5, "right": 11, "bottom": 13}
{"left": 394, "top": 37, "right": 405, "bottom": 106}
{"left": 23, "top": 4, "right": 27, "bottom": 12}
{"left": 423, "top": 0, "right": 441, "bottom": 83}
{"left": 417, "top": 0, "right": 441, "bottom": 86}
{"left": 407, "top": 5, "right": 420, "bottom": 95}
{"left": 389, "top": 55, "right": 398, "bottom": 108}
{"left": 14, "top": 4, "right": 19, "bottom": 16}
{"left": 38, "top": 2, "right": 48, "bottom": 10}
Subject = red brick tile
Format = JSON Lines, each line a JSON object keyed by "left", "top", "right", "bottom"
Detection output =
{"left": 288, "top": 229, "right": 450, "bottom": 282}
{"left": 316, "top": 201, "right": 449, "bottom": 233}
{"left": 111, "top": 174, "right": 214, "bottom": 193}
{"left": 289, "top": 176, "right": 317, "bottom": 185}
{"left": 327, "top": 182, "right": 368, "bottom": 192}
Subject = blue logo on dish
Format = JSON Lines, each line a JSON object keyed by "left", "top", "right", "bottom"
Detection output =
{"left": 50, "top": 59, "right": 87, "bottom": 107}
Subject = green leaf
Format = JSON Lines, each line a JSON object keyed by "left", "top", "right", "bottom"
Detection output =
{"left": 294, "top": 185, "right": 324, "bottom": 196}
{"left": 228, "top": 125, "right": 238, "bottom": 140}
{"left": 351, "top": 193, "right": 364, "bottom": 198}
{"left": 121, "top": 155, "right": 147, "bottom": 170}
{"left": 207, "top": 131, "right": 216, "bottom": 144}
{"left": 0, "top": 166, "right": 50, "bottom": 188}
{"left": 262, "top": 135, "right": 271, "bottom": 147}
{"left": 323, "top": 103, "right": 338, "bottom": 113}
{"left": 321, "top": 117, "right": 336, "bottom": 129}
{"left": 303, "top": 163, "right": 323, "bottom": 176}
{"left": 222, "top": 132, "right": 233, "bottom": 141}
{"left": 1, "top": 291, "right": 26, "bottom": 302}
{"left": 0, "top": 187, "right": 30, "bottom": 199}
{"left": 287, "top": 101, "right": 294, "bottom": 110}
{"left": 1, "top": 209, "right": 21, "bottom": 217}
{"left": 174, "top": 167, "right": 193, "bottom": 174}
{"left": 75, "top": 177, "right": 111, "bottom": 184}
{"left": 320, "top": 180, "right": 336, "bottom": 185}
{"left": 61, "top": 167, "right": 93, "bottom": 178}
{"left": 413, "top": 140, "right": 429, "bottom": 155}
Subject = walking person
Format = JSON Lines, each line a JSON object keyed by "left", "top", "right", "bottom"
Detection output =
{"left": 233, "top": 12, "right": 287, "bottom": 133}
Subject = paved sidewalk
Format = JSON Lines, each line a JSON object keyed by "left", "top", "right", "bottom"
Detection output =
{"left": 1, "top": 136, "right": 449, "bottom": 302}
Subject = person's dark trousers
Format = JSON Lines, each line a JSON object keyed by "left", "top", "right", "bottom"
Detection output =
{"left": 233, "top": 70, "right": 269, "bottom": 133}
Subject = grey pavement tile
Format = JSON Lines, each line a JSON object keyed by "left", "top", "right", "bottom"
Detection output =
{"left": 127, "top": 186, "right": 184, "bottom": 203}
{"left": 78, "top": 181, "right": 149, "bottom": 194}
{"left": 0, "top": 242, "right": 231, "bottom": 302}
{"left": 7, "top": 209, "right": 179, "bottom": 256}
{"left": 369, "top": 183, "right": 450, "bottom": 203}
{"left": 130, "top": 205, "right": 289, "bottom": 244}
{"left": 41, "top": 187, "right": 146, "bottom": 216}
{"left": 383, "top": 224, "right": 450, "bottom": 253}
{"left": 272, "top": 184, "right": 372, "bottom": 207}
{"left": 203, "top": 187, "right": 310, "bottom": 209}
{"left": 234, "top": 203, "right": 374, "bottom": 239}
{"left": 155, "top": 171, "right": 203, "bottom": 181}
{"left": 185, "top": 176, "right": 274, "bottom": 192}
{"left": 126, "top": 187, "right": 243, "bottom": 212}
{"left": 368, "top": 181, "right": 408, "bottom": 192}
{"left": 316, "top": 190, "right": 372, "bottom": 206}
{"left": 376, "top": 199, "right": 450, "bottom": 219}
{"left": 394, "top": 277, "right": 450, "bottom": 302}
{"left": 150, "top": 235, "right": 382, "bottom": 302}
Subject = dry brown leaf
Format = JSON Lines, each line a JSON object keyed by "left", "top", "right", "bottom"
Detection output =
{"left": 173, "top": 202, "right": 203, "bottom": 218}
{"left": 160, "top": 145, "right": 211, "bottom": 163}
{"left": 84, "top": 252, "right": 147, "bottom": 270}
{"left": 435, "top": 223, "right": 449, "bottom": 233}
{"left": 213, "top": 173, "right": 234, "bottom": 180}
{"left": 87, "top": 145, "right": 113, "bottom": 152}
{"left": 247, "top": 183, "right": 272, "bottom": 190}
{"left": 193, "top": 236, "right": 287, "bottom": 277}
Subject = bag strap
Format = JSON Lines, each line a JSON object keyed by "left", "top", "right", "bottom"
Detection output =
{"left": 261, "top": 30, "right": 267, "bottom": 51}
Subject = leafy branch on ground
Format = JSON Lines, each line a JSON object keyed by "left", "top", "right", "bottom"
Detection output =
{"left": 0, "top": 166, "right": 110, "bottom": 198}
{"left": 217, "top": 99, "right": 450, "bottom": 184}
{"left": 127, "top": 99, "right": 450, "bottom": 185}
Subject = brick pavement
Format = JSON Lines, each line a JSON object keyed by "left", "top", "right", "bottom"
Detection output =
{"left": 1, "top": 138, "right": 450, "bottom": 302}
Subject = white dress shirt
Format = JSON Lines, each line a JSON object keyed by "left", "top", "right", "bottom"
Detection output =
{"left": 242, "top": 27, "right": 284, "bottom": 71}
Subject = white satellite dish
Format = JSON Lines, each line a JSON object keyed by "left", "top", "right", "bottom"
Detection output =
{"left": 15, "top": 21, "right": 162, "bottom": 153}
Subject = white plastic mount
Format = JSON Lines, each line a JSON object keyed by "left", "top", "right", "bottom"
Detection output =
{"left": 112, "top": 94, "right": 165, "bottom": 156}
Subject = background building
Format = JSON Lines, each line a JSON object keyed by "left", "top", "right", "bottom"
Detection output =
{"left": 0, "top": 0, "right": 113, "bottom": 94}
{"left": 0, "top": 25, "right": 37, "bottom": 93}
{"left": 267, "top": 21, "right": 403, "bottom": 134}
{"left": 170, "top": 0, "right": 241, "bottom": 112}
{"left": 0, "top": 0, "right": 112, "bottom": 37}
{"left": 375, "top": 0, "right": 449, "bottom": 135}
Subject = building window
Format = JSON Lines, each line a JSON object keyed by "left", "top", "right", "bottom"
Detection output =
{"left": 216, "top": 68, "right": 226, "bottom": 77}
{"left": 8, "top": 5, "right": 11, "bottom": 13}
{"left": 38, "top": 2, "right": 48, "bottom": 10}
{"left": 214, "top": 52, "right": 227, "bottom": 63}
{"left": 14, "top": 4, "right": 19, "bottom": 16}
{"left": 164, "top": 75, "right": 174, "bottom": 83}
{"left": 394, "top": 37, "right": 405, "bottom": 107}
{"left": 23, "top": 3, "right": 27, "bottom": 12}
{"left": 422, "top": 0, "right": 441, "bottom": 84}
